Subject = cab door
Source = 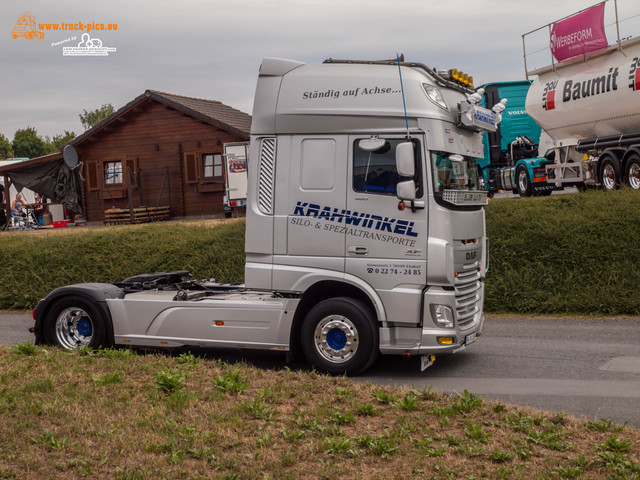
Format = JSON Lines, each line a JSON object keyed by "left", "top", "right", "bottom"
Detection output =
{"left": 345, "top": 135, "right": 427, "bottom": 323}
{"left": 271, "top": 135, "right": 348, "bottom": 291}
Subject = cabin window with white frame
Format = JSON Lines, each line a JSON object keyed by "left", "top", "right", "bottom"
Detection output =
{"left": 104, "top": 161, "right": 123, "bottom": 185}
{"left": 203, "top": 153, "right": 223, "bottom": 179}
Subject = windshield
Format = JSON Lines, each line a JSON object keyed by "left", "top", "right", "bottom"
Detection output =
{"left": 431, "top": 151, "right": 480, "bottom": 192}
{"left": 430, "top": 151, "right": 486, "bottom": 208}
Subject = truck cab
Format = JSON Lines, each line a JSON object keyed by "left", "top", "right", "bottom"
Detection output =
{"left": 477, "top": 81, "right": 554, "bottom": 196}
{"left": 244, "top": 57, "right": 494, "bottom": 370}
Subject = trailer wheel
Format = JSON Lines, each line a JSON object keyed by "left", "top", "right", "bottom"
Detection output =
{"left": 625, "top": 154, "right": 640, "bottom": 190}
{"left": 301, "top": 297, "right": 378, "bottom": 376}
{"left": 43, "top": 297, "right": 110, "bottom": 350}
{"left": 516, "top": 166, "right": 532, "bottom": 197}
{"left": 599, "top": 156, "right": 622, "bottom": 190}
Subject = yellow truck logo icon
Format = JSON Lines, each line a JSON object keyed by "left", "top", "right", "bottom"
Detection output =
{"left": 12, "top": 12, "right": 44, "bottom": 39}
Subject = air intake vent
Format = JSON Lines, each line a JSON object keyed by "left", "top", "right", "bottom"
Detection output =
{"left": 454, "top": 262, "right": 481, "bottom": 328}
{"left": 258, "top": 138, "right": 276, "bottom": 215}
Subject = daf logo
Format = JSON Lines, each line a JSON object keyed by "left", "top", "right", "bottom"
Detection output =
{"left": 466, "top": 251, "right": 478, "bottom": 261}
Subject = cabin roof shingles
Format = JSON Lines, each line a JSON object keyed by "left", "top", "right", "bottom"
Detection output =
{"left": 148, "top": 90, "right": 252, "bottom": 136}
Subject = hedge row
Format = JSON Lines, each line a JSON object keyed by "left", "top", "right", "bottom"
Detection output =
{"left": 0, "top": 220, "right": 246, "bottom": 310}
{"left": 484, "top": 188, "right": 640, "bottom": 315}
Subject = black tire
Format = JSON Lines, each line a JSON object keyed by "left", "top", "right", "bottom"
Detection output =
{"left": 43, "top": 296, "right": 110, "bottom": 350}
{"left": 301, "top": 297, "right": 378, "bottom": 376}
{"left": 516, "top": 166, "right": 532, "bottom": 197}
{"left": 599, "top": 156, "right": 622, "bottom": 190}
{"left": 625, "top": 154, "right": 640, "bottom": 190}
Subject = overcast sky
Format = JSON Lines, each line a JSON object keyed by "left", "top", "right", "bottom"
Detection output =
{"left": 2, "top": 0, "right": 639, "bottom": 143}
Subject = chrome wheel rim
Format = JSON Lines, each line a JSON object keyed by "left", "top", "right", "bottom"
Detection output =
{"left": 518, "top": 170, "right": 528, "bottom": 193}
{"left": 55, "top": 307, "right": 93, "bottom": 349}
{"left": 313, "top": 315, "right": 358, "bottom": 364}
{"left": 602, "top": 164, "right": 616, "bottom": 190}
{"left": 628, "top": 163, "right": 640, "bottom": 190}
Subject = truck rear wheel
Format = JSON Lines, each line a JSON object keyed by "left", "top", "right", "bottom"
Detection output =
{"left": 625, "top": 154, "right": 640, "bottom": 190}
{"left": 600, "top": 156, "right": 622, "bottom": 190}
{"left": 516, "top": 166, "right": 532, "bottom": 197}
{"left": 301, "top": 297, "right": 378, "bottom": 376}
{"left": 43, "top": 297, "right": 110, "bottom": 350}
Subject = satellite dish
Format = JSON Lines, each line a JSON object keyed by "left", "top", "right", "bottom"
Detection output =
{"left": 63, "top": 145, "right": 78, "bottom": 169}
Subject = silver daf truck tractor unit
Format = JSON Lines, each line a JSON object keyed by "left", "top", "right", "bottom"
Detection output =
{"left": 32, "top": 57, "right": 502, "bottom": 375}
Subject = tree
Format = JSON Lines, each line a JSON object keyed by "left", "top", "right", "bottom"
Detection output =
{"left": 0, "top": 133, "right": 13, "bottom": 160}
{"left": 12, "top": 127, "right": 54, "bottom": 159}
{"left": 51, "top": 130, "right": 76, "bottom": 150}
{"left": 79, "top": 104, "right": 115, "bottom": 130}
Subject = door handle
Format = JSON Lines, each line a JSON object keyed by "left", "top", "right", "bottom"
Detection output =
{"left": 347, "top": 246, "right": 369, "bottom": 256}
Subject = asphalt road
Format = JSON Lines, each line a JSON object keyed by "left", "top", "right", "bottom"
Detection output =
{"left": 0, "top": 312, "right": 33, "bottom": 345}
{"left": 358, "top": 316, "right": 640, "bottom": 428}
{"left": 2, "top": 313, "right": 639, "bottom": 427}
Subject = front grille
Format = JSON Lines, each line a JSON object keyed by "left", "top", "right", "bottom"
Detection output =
{"left": 454, "top": 261, "right": 482, "bottom": 328}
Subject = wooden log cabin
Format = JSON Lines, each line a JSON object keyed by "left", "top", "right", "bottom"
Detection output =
{"left": 77, "top": 90, "right": 252, "bottom": 222}
{"left": 50, "top": 90, "right": 251, "bottom": 223}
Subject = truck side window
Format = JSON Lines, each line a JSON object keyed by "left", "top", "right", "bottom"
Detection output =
{"left": 353, "top": 138, "right": 422, "bottom": 197}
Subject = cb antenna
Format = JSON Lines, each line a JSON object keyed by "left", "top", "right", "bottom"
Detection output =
{"left": 396, "top": 53, "right": 411, "bottom": 139}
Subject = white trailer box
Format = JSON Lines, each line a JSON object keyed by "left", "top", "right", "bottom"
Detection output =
{"left": 223, "top": 142, "right": 248, "bottom": 216}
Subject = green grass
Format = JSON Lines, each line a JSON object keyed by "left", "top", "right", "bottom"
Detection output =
{"left": 2, "top": 189, "right": 640, "bottom": 315}
{"left": 1, "top": 344, "right": 639, "bottom": 479}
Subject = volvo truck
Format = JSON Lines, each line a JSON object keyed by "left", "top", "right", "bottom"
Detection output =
{"left": 31, "top": 57, "right": 501, "bottom": 375}
{"left": 477, "top": 81, "right": 554, "bottom": 196}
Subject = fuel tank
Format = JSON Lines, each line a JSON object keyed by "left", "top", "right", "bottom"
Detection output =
{"left": 525, "top": 36, "right": 640, "bottom": 145}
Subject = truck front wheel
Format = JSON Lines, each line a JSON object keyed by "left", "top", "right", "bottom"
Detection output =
{"left": 301, "top": 297, "right": 378, "bottom": 376}
{"left": 625, "top": 154, "right": 640, "bottom": 190}
{"left": 516, "top": 166, "right": 532, "bottom": 197}
{"left": 43, "top": 297, "right": 110, "bottom": 350}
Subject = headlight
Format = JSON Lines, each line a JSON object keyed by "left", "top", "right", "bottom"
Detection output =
{"left": 431, "top": 304, "right": 455, "bottom": 328}
{"left": 422, "top": 84, "right": 448, "bottom": 111}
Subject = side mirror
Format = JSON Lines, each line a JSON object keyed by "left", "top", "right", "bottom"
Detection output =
{"left": 396, "top": 142, "right": 415, "bottom": 177}
{"left": 397, "top": 180, "right": 416, "bottom": 201}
